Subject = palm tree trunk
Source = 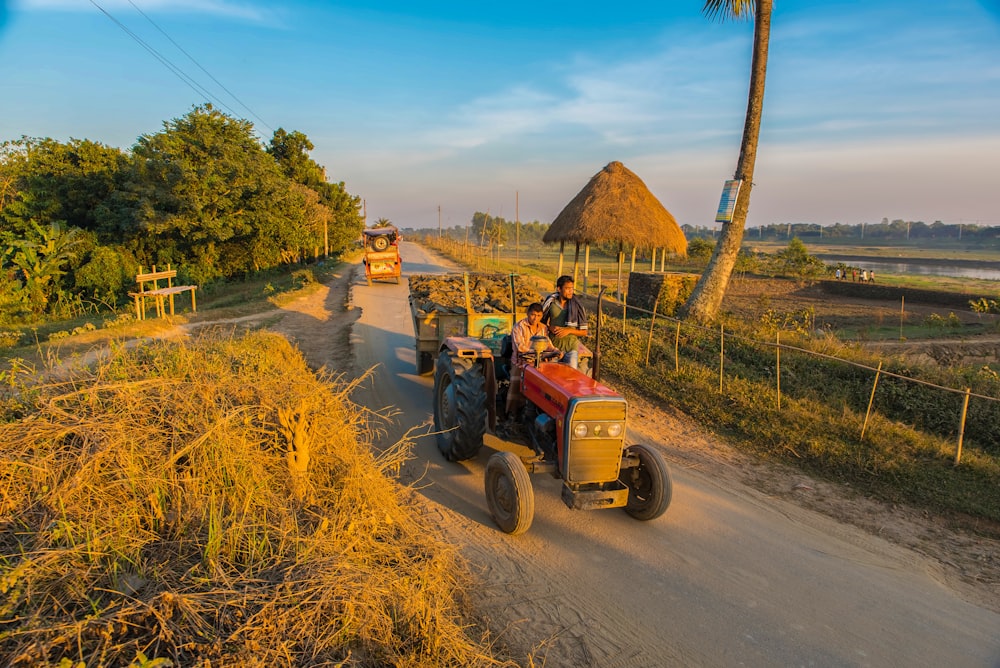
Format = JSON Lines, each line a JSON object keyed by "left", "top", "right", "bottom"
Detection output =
{"left": 681, "top": 0, "right": 772, "bottom": 324}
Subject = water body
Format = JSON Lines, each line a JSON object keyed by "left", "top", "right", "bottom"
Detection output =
{"left": 818, "top": 256, "right": 1000, "bottom": 281}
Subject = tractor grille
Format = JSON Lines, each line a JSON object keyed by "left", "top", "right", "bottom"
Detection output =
{"left": 564, "top": 397, "right": 626, "bottom": 484}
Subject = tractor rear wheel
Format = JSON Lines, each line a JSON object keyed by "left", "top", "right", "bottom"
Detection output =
{"left": 485, "top": 451, "right": 534, "bottom": 534}
{"left": 433, "top": 351, "right": 488, "bottom": 461}
{"left": 372, "top": 235, "right": 391, "bottom": 251}
{"left": 619, "top": 444, "right": 672, "bottom": 521}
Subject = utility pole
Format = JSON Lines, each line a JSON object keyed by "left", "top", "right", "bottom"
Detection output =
{"left": 515, "top": 191, "right": 520, "bottom": 267}
{"left": 438, "top": 205, "right": 441, "bottom": 238}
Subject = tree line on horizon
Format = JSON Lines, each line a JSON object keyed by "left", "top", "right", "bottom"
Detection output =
{"left": 0, "top": 104, "right": 364, "bottom": 320}
{"left": 684, "top": 219, "right": 1000, "bottom": 244}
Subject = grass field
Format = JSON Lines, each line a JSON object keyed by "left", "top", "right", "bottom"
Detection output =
{"left": 420, "top": 233, "right": 1000, "bottom": 529}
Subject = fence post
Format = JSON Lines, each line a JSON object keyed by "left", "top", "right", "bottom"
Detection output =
{"left": 955, "top": 387, "right": 971, "bottom": 465}
{"left": 674, "top": 320, "right": 680, "bottom": 373}
{"left": 719, "top": 323, "right": 725, "bottom": 394}
{"left": 776, "top": 330, "right": 781, "bottom": 411}
{"left": 644, "top": 300, "right": 659, "bottom": 366}
{"left": 622, "top": 293, "right": 628, "bottom": 335}
{"left": 899, "top": 296, "right": 905, "bottom": 341}
{"left": 860, "top": 361, "right": 883, "bottom": 440}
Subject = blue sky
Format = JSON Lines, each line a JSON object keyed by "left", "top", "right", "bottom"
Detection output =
{"left": 2, "top": 0, "right": 999, "bottom": 232}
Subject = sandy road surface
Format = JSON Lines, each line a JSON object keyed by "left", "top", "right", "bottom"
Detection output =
{"left": 274, "top": 243, "right": 1000, "bottom": 667}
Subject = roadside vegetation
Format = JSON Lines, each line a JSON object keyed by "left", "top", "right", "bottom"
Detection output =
{"left": 418, "top": 232, "right": 1000, "bottom": 530}
{"left": 0, "top": 330, "right": 506, "bottom": 667}
{"left": 1, "top": 104, "right": 364, "bottom": 332}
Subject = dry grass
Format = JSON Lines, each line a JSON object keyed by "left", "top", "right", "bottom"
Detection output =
{"left": 0, "top": 330, "right": 507, "bottom": 667}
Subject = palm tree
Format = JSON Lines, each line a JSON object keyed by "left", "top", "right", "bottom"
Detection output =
{"left": 681, "top": 0, "right": 773, "bottom": 323}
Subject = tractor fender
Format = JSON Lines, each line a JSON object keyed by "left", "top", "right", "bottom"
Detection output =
{"left": 440, "top": 336, "right": 495, "bottom": 359}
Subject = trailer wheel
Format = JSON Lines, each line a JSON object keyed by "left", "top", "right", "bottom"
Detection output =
{"left": 416, "top": 351, "right": 434, "bottom": 375}
{"left": 372, "top": 235, "right": 391, "bottom": 251}
{"left": 485, "top": 451, "right": 534, "bottom": 534}
{"left": 619, "top": 444, "right": 672, "bottom": 521}
{"left": 433, "top": 351, "right": 487, "bottom": 461}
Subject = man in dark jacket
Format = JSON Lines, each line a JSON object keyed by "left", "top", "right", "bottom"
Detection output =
{"left": 541, "top": 275, "right": 588, "bottom": 370}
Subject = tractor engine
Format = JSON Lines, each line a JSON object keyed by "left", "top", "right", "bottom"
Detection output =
{"left": 520, "top": 362, "right": 626, "bottom": 485}
{"left": 525, "top": 408, "right": 557, "bottom": 461}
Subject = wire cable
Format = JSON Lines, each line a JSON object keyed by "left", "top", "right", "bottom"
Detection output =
{"left": 88, "top": 0, "right": 253, "bottom": 127}
{"left": 125, "top": 0, "right": 273, "bottom": 132}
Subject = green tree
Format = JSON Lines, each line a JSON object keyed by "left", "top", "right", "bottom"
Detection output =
{"left": 687, "top": 237, "right": 715, "bottom": 264}
{"left": 267, "top": 128, "right": 364, "bottom": 256}
{"left": 775, "top": 237, "right": 825, "bottom": 279}
{"left": 109, "top": 105, "right": 314, "bottom": 281}
{"left": 682, "top": 0, "right": 773, "bottom": 323}
{"left": 9, "top": 221, "right": 84, "bottom": 313}
{"left": 0, "top": 137, "right": 126, "bottom": 241}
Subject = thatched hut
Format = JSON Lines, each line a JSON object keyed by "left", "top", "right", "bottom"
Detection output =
{"left": 543, "top": 161, "right": 687, "bottom": 295}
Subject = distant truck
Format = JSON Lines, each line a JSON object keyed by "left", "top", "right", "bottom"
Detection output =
{"left": 362, "top": 227, "right": 402, "bottom": 286}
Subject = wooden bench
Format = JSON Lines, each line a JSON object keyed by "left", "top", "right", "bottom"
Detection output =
{"left": 128, "top": 265, "right": 198, "bottom": 320}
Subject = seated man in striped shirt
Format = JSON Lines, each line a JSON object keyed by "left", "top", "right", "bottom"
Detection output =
{"left": 506, "top": 302, "right": 559, "bottom": 415}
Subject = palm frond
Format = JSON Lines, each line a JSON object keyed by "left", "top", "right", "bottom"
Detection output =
{"left": 703, "top": 0, "right": 756, "bottom": 22}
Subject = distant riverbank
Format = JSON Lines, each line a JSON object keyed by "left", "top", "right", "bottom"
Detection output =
{"left": 815, "top": 254, "right": 1000, "bottom": 281}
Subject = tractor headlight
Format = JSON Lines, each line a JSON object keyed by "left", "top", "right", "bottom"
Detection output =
{"left": 607, "top": 423, "right": 623, "bottom": 438}
{"left": 573, "top": 423, "right": 589, "bottom": 438}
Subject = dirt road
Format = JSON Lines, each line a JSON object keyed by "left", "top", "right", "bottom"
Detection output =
{"left": 273, "top": 242, "right": 1000, "bottom": 667}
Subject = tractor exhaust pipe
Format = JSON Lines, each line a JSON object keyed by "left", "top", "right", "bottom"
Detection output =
{"left": 594, "top": 286, "right": 607, "bottom": 382}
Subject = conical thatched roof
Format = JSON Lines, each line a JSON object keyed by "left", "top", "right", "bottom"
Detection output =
{"left": 544, "top": 161, "right": 687, "bottom": 256}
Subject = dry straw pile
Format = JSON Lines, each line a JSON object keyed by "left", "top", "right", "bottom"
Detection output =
{"left": 0, "top": 331, "right": 505, "bottom": 667}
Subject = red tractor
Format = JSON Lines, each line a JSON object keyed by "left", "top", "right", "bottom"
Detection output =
{"left": 431, "top": 292, "right": 672, "bottom": 535}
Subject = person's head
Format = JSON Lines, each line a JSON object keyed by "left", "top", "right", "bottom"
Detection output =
{"left": 555, "top": 275, "right": 574, "bottom": 299}
{"left": 525, "top": 302, "right": 543, "bottom": 324}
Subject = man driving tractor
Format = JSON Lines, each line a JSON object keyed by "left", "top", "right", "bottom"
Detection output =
{"left": 506, "top": 302, "right": 560, "bottom": 415}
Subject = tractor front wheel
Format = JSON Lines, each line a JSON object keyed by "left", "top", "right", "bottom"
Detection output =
{"left": 619, "top": 444, "right": 672, "bottom": 521}
{"left": 433, "top": 351, "right": 488, "bottom": 461}
{"left": 485, "top": 451, "right": 534, "bottom": 534}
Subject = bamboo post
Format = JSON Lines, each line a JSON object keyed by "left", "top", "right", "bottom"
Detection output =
{"left": 630, "top": 246, "right": 637, "bottom": 274}
{"left": 557, "top": 240, "right": 565, "bottom": 278}
{"left": 622, "top": 292, "right": 627, "bottom": 334}
{"left": 954, "top": 388, "right": 971, "bottom": 465}
{"left": 598, "top": 267, "right": 602, "bottom": 299}
{"left": 660, "top": 250, "right": 666, "bottom": 272}
{"left": 644, "top": 300, "right": 659, "bottom": 366}
{"left": 719, "top": 323, "right": 725, "bottom": 394}
{"left": 776, "top": 330, "right": 781, "bottom": 410}
{"left": 573, "top": 242, "right": 581, "bottom": 285}
{"left": 616, "top": 242, "right": 624, "bottom": 300}
{"left": 650, "top": 247, "right": 658, "bottom": 271}
{"left": 860, "top": 361, "right": 883, "bottom": 440}
{"left": 674, "top": 320, "right": 680, "bottom": 373}
{"left": 899, "top": 296, "right": 905, "bottom": 341}
{"left": 583, "top": 243, "right": 591, "bottom": 295}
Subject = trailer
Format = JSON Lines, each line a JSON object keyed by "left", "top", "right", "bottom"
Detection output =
{"left": 408, "top": 273, "right": 539, "bottom": 375}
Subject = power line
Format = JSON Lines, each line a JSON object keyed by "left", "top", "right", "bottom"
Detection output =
{"left": 125, "top": 0, "right": 273, "bottom": 132}
{"left": 88, "top": 0, "right": 262, "bottom": 131}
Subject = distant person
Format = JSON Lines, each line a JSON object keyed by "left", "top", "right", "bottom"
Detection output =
{"left": 869, "top": 270, "right": 875, "bottom": 283}
{"left": 541, "top": 275, "right": 588, "bottom": 370}
{"left": 852, "top": 269, "right": 857, "bottom": 282}
{"left": 835, "top": 268, "right": 841, "bottom": 280}
{"left": 861, "top": 269, "right": 868, "bottom": 283}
